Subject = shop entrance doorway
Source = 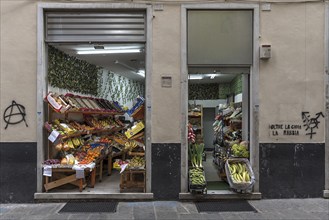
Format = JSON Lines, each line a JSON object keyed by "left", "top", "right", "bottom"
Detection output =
{"left": 187, "top": 71, "right": 250, "bottom": 194}
{"left": 36, "top": 4, "right": 153, "bottom": 200}
{"left": 180, "top": 4, "right": 260, "bottom": 199}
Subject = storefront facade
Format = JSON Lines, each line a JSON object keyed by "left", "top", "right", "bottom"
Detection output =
{"left": 0, "top": 0, "right": 328, "bottom": 203}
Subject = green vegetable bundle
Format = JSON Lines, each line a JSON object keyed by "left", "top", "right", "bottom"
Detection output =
{"left": 188, "top": 143, "right": 204, "bottom": 168}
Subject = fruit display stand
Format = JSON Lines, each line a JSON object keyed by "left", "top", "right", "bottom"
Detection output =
{"left": 43, "top": 164, "right": 96, "bottom": 192}
{"left": 95, "top": 145, "right": 113, "bottom": 182}
{"left": 43, "top": 92, "right": 128, "bottom": 191}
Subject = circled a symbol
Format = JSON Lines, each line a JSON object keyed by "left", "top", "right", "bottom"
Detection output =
{"left": 3, "top": 100, "right": 28, "bottom": 129}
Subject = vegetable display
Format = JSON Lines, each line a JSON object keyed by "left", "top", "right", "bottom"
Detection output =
{"left": 231, "top": 142, "right": 249, "bottom": 158}
{"left": 228, "top": 162, "right": 251, "bottom": 183}
{"left": 187, "top": 124, "right": 196, "bottom": 143}
{"left": 189, "top": 143, "right": 204, "bottom": 168}
{"left": 189, "top": 167, "right": 206, "bottom": 186}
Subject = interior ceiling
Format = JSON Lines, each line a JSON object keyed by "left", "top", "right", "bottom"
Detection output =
{"left": 51, "top": 43, "right": 146, "bottom": 82}
{"left": 188, "top": 66, "right": 250, "bottom": 84}
{"left": 51, "top": 44, "right": 250, "bottom": 84}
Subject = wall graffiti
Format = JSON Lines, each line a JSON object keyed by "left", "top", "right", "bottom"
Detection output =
{"left": 3, "top": 101, "right": 28, "bottom": 129}
{"left": 302, "top": 111, "right": 324, "bottom": 139}
{"left": 269, "top": 111, "right": 325, "bottom": 139}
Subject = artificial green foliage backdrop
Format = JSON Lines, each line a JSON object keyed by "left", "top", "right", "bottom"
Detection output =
{"left": 48, "top": 46, "right": 100, "bottom": 96}
{"left": 48, "top": 45, "right": 145, "bottom": 106}
{"left": 189, "top": 84, "right": 219, "bottom": 100}
{"left": 189, "top": 75, "right": 242, "bottom": 100}
{"left": 98, "top": 70, "right": 145, "bottom": 106}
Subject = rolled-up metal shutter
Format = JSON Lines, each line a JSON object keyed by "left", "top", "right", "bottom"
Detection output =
{"left": 45, "top": 11, "right": 146, "bottom": 42}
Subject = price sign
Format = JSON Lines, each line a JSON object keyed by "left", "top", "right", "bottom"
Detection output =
{"left": 120, "top": 163, "right": 129, "bottom": 174}
{"left": 43, "top": 166, "right": 52, "bottom": 177}
{"left": 76, "top": 168, "right": 85, "bottom": 179}
{"left": 48, "top": 130, "right": 60, "bottom": 143}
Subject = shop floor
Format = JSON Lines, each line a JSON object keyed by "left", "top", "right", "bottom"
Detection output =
{"left": 195, "top": 200, "right": 257, "bottom": 212}
{"left": 206, "top": 181, "right": 230, "bottom": 190}
{"left": 59, "top": 201, "right": 118, "bottom": 213}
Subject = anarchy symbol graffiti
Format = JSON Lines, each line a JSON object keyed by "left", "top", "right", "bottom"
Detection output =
{"left": 3, "top": 100, "right": 28, "bottom": 129}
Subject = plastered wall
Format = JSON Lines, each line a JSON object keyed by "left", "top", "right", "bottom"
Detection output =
{"left": 0, "top": 0, "right": 326, "bottom": 144}
{"left": 0, "top": 1, "right": 37, "bottom": 142}
{"left": 151, "top": 5, "right": 181, "bottom": 143}
{"left": 259, "top": 3, "right": 325, "bottom": 143}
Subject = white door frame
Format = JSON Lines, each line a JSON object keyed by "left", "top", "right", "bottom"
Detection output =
{"left": 36, "top": 3, "right": 153, "bottom": 196}
{"left": 180, "top": 3, "right": 260, "bottom": 193}
{"left": 324, "top": 2, "right": 329, "bottom": 198}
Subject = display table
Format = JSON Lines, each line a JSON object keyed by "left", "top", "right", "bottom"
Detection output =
{"left": 120, "top": 169, "right": 146, "bottom": 193}
{"left": 43, "top": 167, "right": 96, "bottom": 192}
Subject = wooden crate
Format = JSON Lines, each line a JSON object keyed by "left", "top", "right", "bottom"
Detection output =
{"left": 131, "top": 105, "right": 144, "bottom": 120}
{"left": 120, "top": 169, "right": 146, "bottom": 193}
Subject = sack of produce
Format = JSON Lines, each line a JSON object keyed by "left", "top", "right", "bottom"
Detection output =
{"left": 225, "top": 158, "right": 255, "bottom": 191}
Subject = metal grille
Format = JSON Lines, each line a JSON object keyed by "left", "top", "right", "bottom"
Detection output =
{"left": 45, "top": 12, "right": 146, "bottom": 42}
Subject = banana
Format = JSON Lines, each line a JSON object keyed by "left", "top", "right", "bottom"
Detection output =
{"left": 234, "top": 163, "right": 239, "bottom": 174}
{"left": 234, "top": 173, "right": 240, "bottom": 182}
{"left": 232, "top": 174, "right": 237, "bottom": 182}
{"left": 72, "top": 138, "right": 80, "bottom": 147}
{"left": 242, "top": 171, "right": 246, "bottom": 182}
{"left": 238, "top": 163, "right": 243, "bottom": 174}
{"left": 239, "top": 173, "right": 243, "bottom": 182}
{"left": 67, "top": 139, "right": 74, "bottom": 149}
{"left": 245, "top": 173, "right": 250, "bottom": 182}
{"left": 231, "top": 164, "right": 236, "bottom": 174}
{"left": 229, "top": 165, "right": 233, "bottom": 173}
{"left": 242, "top": 164, "right": 247, "bottom": 173}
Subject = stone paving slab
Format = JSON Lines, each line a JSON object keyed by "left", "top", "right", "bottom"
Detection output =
{"left": 0, "top": 198, "right": 328, "bottom": 220}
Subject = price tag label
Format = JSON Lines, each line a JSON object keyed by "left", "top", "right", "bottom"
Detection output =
{"left": 48, "top": 130, "right": 60, "bottom": 143}
{"left": 43, "top": 166, "right": 52, "bottom": 177}
{"left": 120, "top": 163, "right": 129, "bottom": 174}
{"left": 76, "top": 168, "right": 85, "bottom": 179}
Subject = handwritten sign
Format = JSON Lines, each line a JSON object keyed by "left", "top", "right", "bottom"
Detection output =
{"left": 269, "top": 111, "right": 324, "bottom": 139}
{"left": 43, "top": 166, "right": 52, "bottom": 177}
{"left": 48, "top": 130, "right": 60, "bottom": 143}
{"left": 76, "top": 168, "right": 85, "bottom": 179}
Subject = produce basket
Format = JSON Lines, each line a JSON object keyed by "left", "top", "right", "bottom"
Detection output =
{"left": 188, "top": 167, "right": 207, "bottom": 194}
{"left": 225, "top": 158, "right": 255, "bottom": 192}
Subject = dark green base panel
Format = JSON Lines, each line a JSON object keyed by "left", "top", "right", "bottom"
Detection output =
{"left": 0, "top": 142, "right": 37, "bottom": 203}
{"left": 259, "top": 143, "right": 325, "bottom": 198}
{"left": 152, "top": 143, "right": 181, "bottom": 200}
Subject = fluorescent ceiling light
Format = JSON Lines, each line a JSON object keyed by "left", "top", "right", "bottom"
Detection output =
{"left": 136, "top": 70, "right": 145, "bottom": 77}
{"left": 114, "top": 60, "right": 145, "bottom": 78}
{"left": 205, "top": 73, "right": 222, "bottom": 79}
{"left": 189, "top": 75, "right": 203, "bottom": 80}
{"left": 210, "top": 74, "right": 216, "bottom": 79}
{"left": 77, "top": 49, "right": 141, "bottom": 55}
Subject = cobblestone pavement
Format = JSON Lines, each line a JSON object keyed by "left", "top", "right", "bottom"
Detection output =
{"left": 0, "top": 198, "right": 328, "bottom": 220}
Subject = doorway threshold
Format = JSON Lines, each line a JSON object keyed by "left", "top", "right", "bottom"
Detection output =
{"left": 34, "top": 192, "right": 154, "bottom": 201}
{"left": 179, "top": 190, "right": 261, "bottom": 200}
